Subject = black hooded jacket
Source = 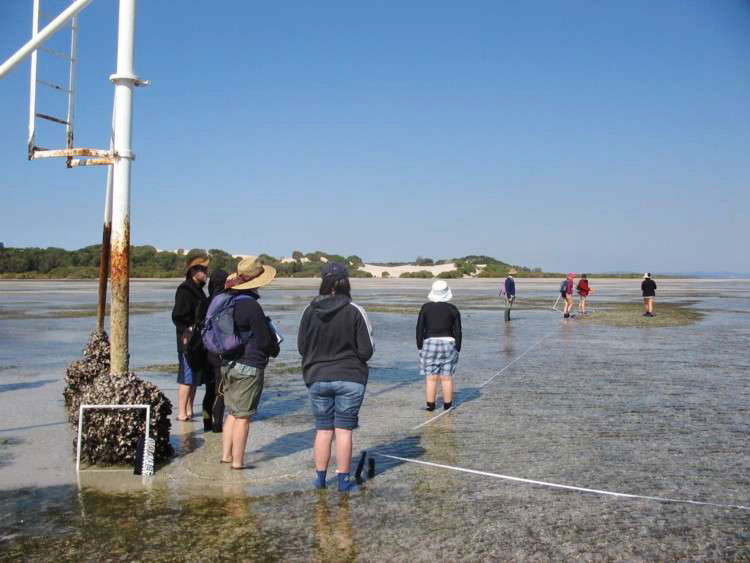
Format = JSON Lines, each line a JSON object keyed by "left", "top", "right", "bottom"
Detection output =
{"left": 203, "top": 270, "right": 228, "bottom": 370}
{"left": 172, "top": 277, "right": 207, "bottom": 353}
{"left": 297, "top": 294, "right": 374, "bottom": 387}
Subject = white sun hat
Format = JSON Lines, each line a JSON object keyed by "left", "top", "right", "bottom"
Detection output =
{"left": 428, "top": 279, "right": 453, "bottom": 302}
{"left": 643, "top": 272, "right": 651, "bottom": 279}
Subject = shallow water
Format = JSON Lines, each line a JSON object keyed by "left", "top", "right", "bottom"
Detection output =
{"left": 1, "top": 278, "right": 749, "bottom": 559}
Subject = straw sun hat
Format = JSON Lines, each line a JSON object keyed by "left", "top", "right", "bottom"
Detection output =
{"left": 225, "top": 256, "right": 277, "bottom": 291}
{"left": 428, "top": 279, "right": 453, "bottom": 302}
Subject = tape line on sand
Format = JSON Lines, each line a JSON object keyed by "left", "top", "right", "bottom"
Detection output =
{"left": 374, "top": 454, "right": 750, "bottom": 512}
{"left": 411, "top": 330, "right": 555, "bottom": 431}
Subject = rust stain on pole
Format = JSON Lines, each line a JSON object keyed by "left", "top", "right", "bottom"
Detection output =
{"left": 109, "top": 220, "right": 130, "bottom": 375}
{"left": 96, "top": 222, "right": 112, "bottom": 333}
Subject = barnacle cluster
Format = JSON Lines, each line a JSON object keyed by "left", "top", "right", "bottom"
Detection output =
{"left": 63, "top": 331, "right": 111, "bottom": 414}
{"left": 65, "top": 331, "right": 174, "bottom": 465}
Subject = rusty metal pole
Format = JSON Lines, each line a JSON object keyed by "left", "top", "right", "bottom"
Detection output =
{"left": 96, "top": 164, "right": 113, "bottom": 333}
{"left": 109, "top": 0, "right": 139, "bottom": 375}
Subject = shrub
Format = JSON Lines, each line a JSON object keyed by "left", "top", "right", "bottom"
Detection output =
{"left": 400, "top": 270, "right": 434, "bottom": 279}
{"left": 438, "top": 269, "right": 462, "bottom": 279}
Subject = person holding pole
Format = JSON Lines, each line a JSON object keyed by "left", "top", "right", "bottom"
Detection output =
{"left": 502, "top": 269, "right": 517, "bottom": 322}
{"left": 562, "top": 273, "right": 575, "bottom": 318}
{"left": 172, "top": 253, "right": 209, "bottom": 421}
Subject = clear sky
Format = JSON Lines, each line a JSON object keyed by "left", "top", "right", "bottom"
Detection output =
{"left": 1, "top": 1, "right": 749, "bottom": 273}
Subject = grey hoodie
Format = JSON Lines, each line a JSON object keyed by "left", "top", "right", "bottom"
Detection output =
{"left": 297, "top": 294, "right": 374, "bottom": 387}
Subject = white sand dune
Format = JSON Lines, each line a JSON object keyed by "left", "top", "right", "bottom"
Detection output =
{"left": 361, "top": 263, "right": 458, "bottom": 278}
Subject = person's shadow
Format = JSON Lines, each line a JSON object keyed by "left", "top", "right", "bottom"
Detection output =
{"left": 249, "top": 428, "right": 315, "bottom": 463}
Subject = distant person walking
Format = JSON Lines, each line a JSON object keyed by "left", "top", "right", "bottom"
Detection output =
{"left": 172, "top": 253, "right": 209, "bottom": 421}
{"left": 577, "top": 274, "right": 591, "bottom": 315}
{"left": 417, "top": 280, "right": 462, "bottom": 411}
{"left": 561, "top": 273, "right": 575, "bottom": 318}
{"left": 298, "top": 263, "right": 374, "bottom": 492}
{"left": 502, "top": 269, "right": 516, "bottom": 322}
{"left": 202, "top": 268, "right": 228, "bottom": 432}
{"left": 641, "top": 272, "right": 657, "bottom": 317}
{"left": 221, "top": 257, "right": 279, "bottom": 469}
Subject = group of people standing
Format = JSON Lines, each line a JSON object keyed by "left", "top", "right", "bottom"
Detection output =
{"left": 171, "top": 253, "right": 657, "bottom": 493}
{"left": 558, "top": 272, "right": 657, "bottom": 318}
{"left": 171, "top": 255, "right": 379, "bottom": 492}
{"left": 171, "top": 253, "right": 463, "bottom": 492}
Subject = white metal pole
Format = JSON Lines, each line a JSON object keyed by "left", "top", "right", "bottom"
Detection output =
{"left": 65, "top": 14, "right": 79, "bottom": 166}
{"left": 27, "top": 0, "right": 40, "bottom": 156}
{"left": 0, "top": 0, "right": 93, "bottom": 79}
{"left": 109, "top": 0, "right": 138, "bottom": 375}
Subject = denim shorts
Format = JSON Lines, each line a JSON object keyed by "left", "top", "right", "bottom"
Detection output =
{"left": 308, "top": 381, "right": 366, "bottom": 430}
{"left": 176, "top": 353, "right": 204, "bottom": 386}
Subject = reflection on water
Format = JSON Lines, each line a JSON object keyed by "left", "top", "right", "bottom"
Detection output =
{"left": 314, "top": 495, "right": 356, "bottom": 562}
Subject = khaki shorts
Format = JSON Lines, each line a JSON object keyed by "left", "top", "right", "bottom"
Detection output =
{"left": 222, "top": 362, "right": 265, "bottom": 418}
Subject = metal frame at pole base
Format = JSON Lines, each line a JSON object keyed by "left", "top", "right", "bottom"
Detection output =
{"left": 76, "top": 404, "right": 151, "bottom": 472}
{"left": 109, "top": 0, "right": 140, "bottom": 375}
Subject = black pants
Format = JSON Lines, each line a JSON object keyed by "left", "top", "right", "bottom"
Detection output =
{"left": 205, "top": 353, "right": 225, "bottom": 431}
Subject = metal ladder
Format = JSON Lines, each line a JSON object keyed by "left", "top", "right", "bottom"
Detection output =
{"left": 28, "top": 0, "right": 112, "bottom": 167}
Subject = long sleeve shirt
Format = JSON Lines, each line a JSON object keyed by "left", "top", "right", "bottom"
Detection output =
{"left": 416, "top": 302, "right": 462, "bottom": 351}
{"left": 232, "top": 291, "right": 274, "bottom": 369}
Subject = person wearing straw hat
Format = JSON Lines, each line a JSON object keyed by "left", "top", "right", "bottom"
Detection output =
{"left": 502, "top": 269, "right": 517, "bottom": 322}
{"left": 220, "top": 256, "right": 279, "bottom": 470}
{"left": 416, "top": 279, "right": 462, "bottom": 411}
{"left": 172, "top": 252, "right": 209, "bottom": 421}
{"left": 641, "top": 272, "right": 657, "bottom": 317}
{"left": 298, "top": 262, "right": 374, "bottom": 492}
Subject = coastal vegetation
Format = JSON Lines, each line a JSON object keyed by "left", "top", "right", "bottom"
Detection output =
{"left": 0, "top": 243, "right": 649, "bottom": 279}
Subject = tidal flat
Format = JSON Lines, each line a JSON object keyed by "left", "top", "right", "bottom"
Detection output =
{"left": 1, "top": 278, "right": 748, "bottom": 559}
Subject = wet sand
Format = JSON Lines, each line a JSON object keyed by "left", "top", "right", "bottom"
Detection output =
{"left": 1, "top": 278, "right": 748, "bottom": 559}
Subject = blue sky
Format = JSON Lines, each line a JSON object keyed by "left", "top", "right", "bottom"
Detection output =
{"left": 1, "top": 1, "right": 749, "bottom": 273}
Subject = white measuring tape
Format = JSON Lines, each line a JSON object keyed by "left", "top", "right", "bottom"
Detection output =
{"left": 411, "top": 330, "right": 554, "bottom": 430}
{"left": 374, "top": 454, "right": 750, "bottom": 512}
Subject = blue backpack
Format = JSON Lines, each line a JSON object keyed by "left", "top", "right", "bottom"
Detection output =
{"left": 201, "top": 293, "right": 253, "bottom": 357}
